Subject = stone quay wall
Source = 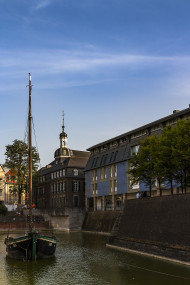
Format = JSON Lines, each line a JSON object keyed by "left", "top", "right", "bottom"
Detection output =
{"left": 0, "top": 221, "right": 50, "bottom": 231}
{"left": 82, "top": 211, "right": 121, "bottom": 233}
{"left": 108, "top": 193, "right": 190, "bottom": 263}
{"left": 33, "top": 208, "right": 86, "bottom": 231}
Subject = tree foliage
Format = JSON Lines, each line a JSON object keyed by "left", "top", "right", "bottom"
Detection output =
{"left": 128, "top": 119, "right": 190, "bottom": 196}
{"left": 4, "top": 139, "right": 40, "bottom": 203}
{"left": 0, "top": 204, "right": 8, "bottom": 216}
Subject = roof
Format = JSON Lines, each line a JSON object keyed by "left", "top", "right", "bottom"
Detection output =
{"left": 87, "top": 106, "right": 190, "bottom": 151}
{"left": 39, "top": 149, "right": 90, "bottom": 174}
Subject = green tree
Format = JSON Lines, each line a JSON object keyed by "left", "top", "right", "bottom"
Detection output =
{"left": 172, "top": 119, "right": 190, "bottom": 193}
{"left": 4, "top": 139, "right": 40, "bottom": 204}
{"left": 0, "top": 204, "right": 8, "bottom": 216}
{"left": 128, "top": 138, "right": 156, "bottom": 196}
{"left": 128, "top": 119, "right": 190, "bottom": 196}
{"left": 144, "top": 135, "right": 166, "bottom": 196}
{"left": 157, "top": 126, "right": 177, "bottom": 195}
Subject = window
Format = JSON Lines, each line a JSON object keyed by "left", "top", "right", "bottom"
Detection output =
{"left": 63, "top": 169, "right": 65, "bottom": 176}
{"left": 114, "top": 179, "right": 117, "bottom": 192}
{"left": 91, "top": 184, "right": 94, "bottom": 195}
{"left": 57, "top": 171, "right": 59, "bottom": 178}
{"left": 110, "top": 165, "right": 113, "bottom": 178}
{"left": 114, "top": 165, "right": 117, "bottom": 177}
{"left": 51, "top": 173, "right": 54, "bottom": 179}
{"left": 104, "top": 167, "right": 107, "bottom": 179}
{"left": 95, "top": 183, "right": 98, "bottom": 194}
{"left": 95, "top": 169, "right": 98, "bottom": 181}
{"left": 73, "top": 181, "right": 79, "bottom": 192}
{"left": 59, "top": 170, "right": 62, "bottom": 177}
{"left": 100, "top": 167, "right": 107, "bottom": 181}
{"left": 110, "top": 180, "right": 113, "bottom": 193}
{"left": 60, "top": 182, "right": 66, "bottom": 192}
{"left": 74, "top": 169, "right": 78, "bottom": 176}
{"left": 131, "top": 145, "right": 139, "bottom": 155}
{"left": 110, "top": 165, "right": 117, "bottom": 178}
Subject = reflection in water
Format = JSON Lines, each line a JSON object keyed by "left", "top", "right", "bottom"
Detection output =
{"left": 0, "top": 232, "right": 190, "bottom": 285}
{"left": 5, "top": 257, "right": 56, "bottom": 285}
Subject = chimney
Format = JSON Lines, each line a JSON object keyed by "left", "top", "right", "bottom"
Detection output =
{"left": 173, "top": 110, "right": 180, "bottom": 114}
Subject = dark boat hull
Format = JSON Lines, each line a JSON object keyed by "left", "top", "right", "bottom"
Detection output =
{"left": 5, "top": 235, "right": 32, "bottom": 260}
{"left": 36, "top": 235, "right": 56, "bottom": 258}
{"left": 5, "top": 233, "right": 56, "bottom": 260}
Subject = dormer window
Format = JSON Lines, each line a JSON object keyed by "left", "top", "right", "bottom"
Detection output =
{"left": 74, "top": 169, "right": 78, "bottom": 176}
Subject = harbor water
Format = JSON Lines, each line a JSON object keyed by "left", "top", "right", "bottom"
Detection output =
{"left": 0, "top": 232, "right": 190, "bottom": 285}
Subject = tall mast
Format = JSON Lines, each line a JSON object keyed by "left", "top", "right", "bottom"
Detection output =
{"left": 28, "top": 73, "right": 33, "bottom": 233}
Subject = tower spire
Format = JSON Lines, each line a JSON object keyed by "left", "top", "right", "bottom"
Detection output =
{"left": 55, "top": 111, "right": 71, "bottom": 159}
{"left": 60, "top": 110, "right": 68, "bottom": 148}
{"left": 62, "top": 110, "right": 65, "bottom": 133}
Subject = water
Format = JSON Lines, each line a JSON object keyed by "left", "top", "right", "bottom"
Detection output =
{"left": 0, "top": 232, "right": 190, "bottom": 285}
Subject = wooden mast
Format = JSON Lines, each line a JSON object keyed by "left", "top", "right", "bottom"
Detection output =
{"left": 28, "top": 73, "right": 33, "bottom": 233}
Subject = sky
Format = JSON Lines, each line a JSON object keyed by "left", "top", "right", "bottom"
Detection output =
{"left": 1, "top": 0, "right": 190, "bottom": 167}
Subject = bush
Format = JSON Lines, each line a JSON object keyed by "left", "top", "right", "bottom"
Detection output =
{"left": 0, "top": 205, "right": 8, "bottom": 216}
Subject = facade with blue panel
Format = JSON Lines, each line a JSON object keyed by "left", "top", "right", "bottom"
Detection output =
{"left": 84, "top": 106, "right": 190, "bottom": 211}
{"left": 117, "top": 162, "right": 127, "bottom": 194}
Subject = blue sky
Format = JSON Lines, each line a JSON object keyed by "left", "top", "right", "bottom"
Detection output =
{"left": 1, "top": 0, "right": 190, "bottom": 166}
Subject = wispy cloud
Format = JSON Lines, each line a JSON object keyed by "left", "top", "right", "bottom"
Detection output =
{"left": 1, "top": 49, "right": 190, "bottom": 75}
{"left": 1, "top": 49, "right": 190, "bottom": 92}
{"left": 34, "top": 0, "right": 52, "bottom": 10}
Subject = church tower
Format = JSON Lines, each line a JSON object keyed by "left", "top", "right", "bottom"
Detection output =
{"left": 54, "top": 111, "right": 72, "bottom": 160}
{"left": 60, "top": 111, "right": 68, "bottom": 148}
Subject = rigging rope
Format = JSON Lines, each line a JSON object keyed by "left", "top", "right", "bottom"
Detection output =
{"left": 23, "top": 105, "right": 29, "bottom": 144}
{"left": 32, "top": 118, "right": 41, "bottom": 169}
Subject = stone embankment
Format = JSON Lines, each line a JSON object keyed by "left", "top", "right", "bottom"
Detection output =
{"left": 82, "top": 211, "right": 121, "bottom": 234}
{"left": 82, "top": 194, "right": 190, "bottom": 264}
{"left": 107, "top": 194, "right": 190, "bottom": 264}
{"left": 0, "top": 211, "right": 50, "bottom": 231}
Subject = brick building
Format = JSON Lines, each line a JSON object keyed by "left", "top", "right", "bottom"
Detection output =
{"left": 35, "top": 113, "right": 90, "bottom": 213}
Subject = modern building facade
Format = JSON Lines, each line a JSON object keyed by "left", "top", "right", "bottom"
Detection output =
{"left": 35, "top": 112, "right": 90, "bottom": 213}
{"left": 84, "top": 105, "right": 190, "bottom": 211}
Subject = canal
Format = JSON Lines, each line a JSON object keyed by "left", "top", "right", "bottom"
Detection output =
{"left": 0, "top": 232, "right": 190, "bottom": 285}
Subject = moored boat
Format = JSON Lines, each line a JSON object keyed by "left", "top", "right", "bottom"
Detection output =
{"left": 4, "top": 74, "right": 56, "bottom": 260}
